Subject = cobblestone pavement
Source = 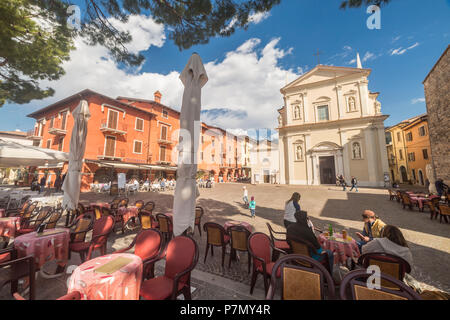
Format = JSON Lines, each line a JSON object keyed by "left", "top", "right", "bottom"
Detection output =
{"left": 1, "top": 183, "right": 449, "bottom": 299}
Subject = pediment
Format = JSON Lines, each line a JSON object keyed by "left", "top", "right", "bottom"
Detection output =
{"left": 309, "top": 141, "right": 342, "bottom": 152}
{"left": 282, "top": 66, "right": 371, "bottom": 91}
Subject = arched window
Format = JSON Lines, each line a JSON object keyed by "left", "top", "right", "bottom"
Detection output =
{"left": 352, "top": 142, "right": 362, "bottom": 159}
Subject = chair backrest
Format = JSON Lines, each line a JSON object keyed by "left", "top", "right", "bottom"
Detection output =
{"left": 138, "top": 209, "right": 153, "bottom": 230}
{"left": 92, "top": 205, "right": 102, "bottom": 220}
{"left": 57, "top": 291, "right": 82, "bottom": 300}
{"left": 143, "top": 201, "right": 155, "bottom": 212}
{"left": 195, "top": 207, "right": 204, "bottom": 225}
{"left": 248, "top": 232, "right": 272, "bottom": 270}
{"left": 266, "top": 222, "right": 286, "bottom": 243}
{"left": 266, "top": 254, "right": 335, "bottom": 300}
{"left": 165, "top": 236, "right": 198, "bottom": 285}
{"left": 20, "top": 200, "right": 31, "bottom": 214}
{"left": 156, "top": 214, "right": 172, "bottom": 233}
{"left": 203, "top": 222, "right": 227, "bottom": 246}
{"left": 71, "top": 214, "right": 94, "bottom": 242}
{"left": 133, "top": 229, "right": 163, "bottom": 261}
{"left": 23, "top": 202, "right": 38, "bottom": 218}
{"left": 77, "top": 203, "right": 86, "bottom": 216}
{"left": 401, "top": 194, "right": 411, "bottom": 205}
{"left": 6, "top": 198, "right": 20, "bottom": 211}
{"left": 134, "top": 200, "right": 144, "bottom": 209}
{"left": 92, "top": 216, "right": 115, "bottom": 245}
{"left": 45, "top": 209, "right": 63, "bottom": 229}
{"left": 228, "top": 226, "right": 250, "bottom": 251}
{"left": 439, "top": 205, "right": 450, "bottom": 215}
{"left": 110, "top": 184, "right": 119, "bottom": 196}
{"left": 110, "top": 197, "right": 122, "bottom": 209}
{"left": 28, "top": 206, "right": 52, "bottom": 228}
{"left": 340, "top": 269, "right": 421, "bottom": 300}
{"left": 358, "top": 252, "right": 411, "bottom": 288}
{"left": 119, "top": 198, "right": 129, "bottom": 208}
{"left": 101, "top": 207, "right": 113, "bottom": 217}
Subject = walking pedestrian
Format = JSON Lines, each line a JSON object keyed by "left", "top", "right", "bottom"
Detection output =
{"left": 39, "top": 175, "right": 46, "bottom": 194}
{"left": 284, "top": 192, "right": 301, "bottom": 229}
{"left": 249, "top": 196, "right": 256, "bottom": 218}
{"left": 243, "top": 186, "right": 249, "bottom": 207}
{"left": 339, "top": 175, "right": 346, "bottom": 191}
{"left": 349, "top": 176, "right": 358, "bottom": 192}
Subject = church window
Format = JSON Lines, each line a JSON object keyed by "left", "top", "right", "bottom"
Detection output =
{"left": 317, "top": 105, "right": 329, "bottom": 121}
{"left": 352, "top": 142, "right": 362, "bottom": 159}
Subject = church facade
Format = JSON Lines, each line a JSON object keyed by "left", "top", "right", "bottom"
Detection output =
{"left": 277, "top": 62, "right": 389, "bottom": 187}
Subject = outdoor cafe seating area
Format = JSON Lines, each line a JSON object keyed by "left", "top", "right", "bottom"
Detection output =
{"left": 2, "top": 190, "right": 448, "bottom": 301}
{"left": 388, "top": 188, "right": 450, "bottom": 223}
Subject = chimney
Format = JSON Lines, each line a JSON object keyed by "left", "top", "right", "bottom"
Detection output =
{"left": 154, "top": 91, "right": 162, "bottom": 103}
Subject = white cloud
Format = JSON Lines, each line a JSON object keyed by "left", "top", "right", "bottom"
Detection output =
{"left": 22, "top": 16, "right": 297, "bottom": 132}
{"left": 362, "top": 51, "right": 375, "bottom": 62}
{"left": 392, "top": 36, "right": 401, "bottom": 43}
{"left": 390, "top": 42, "right": 420, "bottom": 56}
{"left": 248, "top": 11, "right": 271, "bottom": 24}
{"left": 411, "top": 98, "right": 425, "bottom": 104}
{"left": 347, "top": 58, "right": 356, "bottom": 65}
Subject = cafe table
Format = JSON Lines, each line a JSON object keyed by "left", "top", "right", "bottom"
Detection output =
{"left": 224, "top": 220, "right": 253, "bottom": 233}
{"left": 0, "top": 216, "right": 21, "bottom": 238}
{"left": 317, "top": 233, "right": 360, "bottom": 265}
{"left": 90, "top": 202, "right": 111, "bottom": 209}
{"left": 67, "top": 253, "right": 143, "bottom": 300}
{"left": 118, "top": 206, "right": 140, "bottom": 226}
{"left": 409, "top": 195, "right": 440, "bottom": 211}
{"left": 14, "top": 228, "right": 70, "bottom": 277}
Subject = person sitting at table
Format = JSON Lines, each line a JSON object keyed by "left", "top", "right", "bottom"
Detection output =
{"left": 435, "top": 178, "right": 448, "bottom": 197}
{"left": 361, "top": 225, "right": 413, "bottom": 267}
{"left": 287, "top": 210, "right": 334, "bottom": 273}
{"left": 284, "top": 192, "right": 301, "bottom": 229}
{"left": 355, "top": 210, "right": 386, "bottom": 251}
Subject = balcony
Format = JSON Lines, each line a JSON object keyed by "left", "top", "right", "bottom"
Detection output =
{"left": 48, "top": 119, "right": 67, "bottom": 136}
{"left": 156, "top": 160, "right": 171, "bottom": 165}
{"left": 26, "top": 130, "right": 42, "bottom": 140}
{"left": 97, "top": 147, "right": 125, "bottom": 161}
{"left": 157, "top": 138, "right": 173, "bottom": 145}
{"left": 100, "top": 119, "right": 127, "bottom": 135}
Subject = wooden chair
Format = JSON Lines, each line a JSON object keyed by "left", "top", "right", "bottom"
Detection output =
{"left": 114, "top": 229, "right": 165, "bottom": 280}
{"left": 425, "top": 197, "right": 440, "bottom": 220}
{"left": 118, "top": 198, "right": 129, "bottom": 209}
{"left": 67, "top": 213, "right": 94, "bottom": 260}
{"left": 69, "top": 215, "right": 114, "bottom": 262}
{"left": 401, "top": 193, "right": 418, "bottom": 210}
{"left": 388, "top": 189, "right": 398, "bottom": 201}
{"left": 438, "top": 205, "right": 450, "bottom": 224}
{"left": 109, "top": 197, "right": 122, "bottom": 212}
{"left": 134, "top": 200, "right": 145, "bottom": 210}
{"left": 340, "top": 269, "right": 421, "bottom": 300}
{"left": 138, "top": 209, "right": 159, "bottom": 230}
{"left": 227, "top": 225, "right": 251, "bottom": 273}
{"left": 16, "top": 206, "right": 52, "bottom": 235}
{"left": 143, "top": 201, "right": 156, "bottom": 212}
{"left": 156, "top": 213, "right": 173, "bottom": 243}
{"left": 266, "top": 223, "right": 290, "bottom": 261}
{"left": 0, "top": 248, "right": 36, "bottom": 300}
{"left": 248, "top": 232, "right": 285, "bottom": 295}
{"left": 45, "top": 208, "right": 63, "bottom": 229}
{"left": 194, "top": 206, "right": 204, "bottom": 236}
{"left": 266, "top": 254, "right": 335, "bottom": 300}
{"left": 92, "top": 205, "right": 102, "bottom": 220}
{"left": 203, "top": 222, "right": 230, "bottom": 267}
{"left": 0, "top": 196, "right": 9, "bottom": 209}
{"left": 395, "top": 190, "right": 402, "bottom": 203}
{"left": 140, "top": 236, "right": 199, "bottom": 300}
{"left": 5, "top": 198, "right": 21, "bottom": 216}
{"left": 287, "top": 236, "right": 332, "bottom": 274}
{"left": 357, "top": 252, "right": 411, "bottom": 289}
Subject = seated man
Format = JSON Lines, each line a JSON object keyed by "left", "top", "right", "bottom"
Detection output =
{"left": 355, "top": 210, "right": 386, "bottom": 251}
{"left": 287, "top": 210, "right": 334, "bottom": 274}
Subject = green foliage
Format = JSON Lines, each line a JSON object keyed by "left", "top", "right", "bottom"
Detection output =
{"left": 339, "top": 0, "right": 391, "bottom": 9}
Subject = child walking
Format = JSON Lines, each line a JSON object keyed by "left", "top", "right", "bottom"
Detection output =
{"left": 249, "top": 196, "right": 256, "bottom": 218}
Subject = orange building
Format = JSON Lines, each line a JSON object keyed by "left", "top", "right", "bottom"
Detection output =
{"left": 403, "top": 114, "right": 432, "bottom": 186}
{"left": 27, "top": 89, "right": 251, "bottom": 191}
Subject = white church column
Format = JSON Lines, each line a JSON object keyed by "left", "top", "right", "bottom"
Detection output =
{"left": 364, "top": 126, "right": 378, "bottom": 186}
{"left": 376, "top": 125, "right": 389, "bottom": 185}
{"left": 287, "top": 135, "right": 295, "bottom": 184}
{"left": 358, "top": 80, "right": 370, "bottom": 116}
{"left": 279, "top": 135, "right": 286, "bottom": 184}
{"left": 302, "top": 92, "right": 309, "bottom": 123}
{"left": 336, "top": 150, "right": 344, "bottom": 177}
{"left": 305, "top": 134, "right": 313, "bottom": 185}
{"left": 335, "top": 85, "right": 344, "bottom": 120}
{"left": 341, "top": 131, "right": 351, "bottom": 181}
{"left": 312, "top": 154, "right": 320, "bottom": 186}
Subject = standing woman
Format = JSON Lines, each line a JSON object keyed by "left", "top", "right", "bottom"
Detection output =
{"left": 284, "top": 192, "right": 301, "bottom": 229}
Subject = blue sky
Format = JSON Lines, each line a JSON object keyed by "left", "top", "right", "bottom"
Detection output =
{"left": 1, "top": 0, "right": 449, "bottom": 133}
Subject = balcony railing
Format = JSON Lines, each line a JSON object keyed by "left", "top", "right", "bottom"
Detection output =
{"left": 97, "top": 147, "right": 125, "bottom": 161}
{"left": 48, "top": 119, "right": 67, "bottom": 135}
{"left": 26, "top": 129, "right": 42, "bottom": 140}
{"left": 100, "top": 119, "right": 127, "bottom": 135}
{"left": 157, "top": 138, "right": 173, "bottom": 145}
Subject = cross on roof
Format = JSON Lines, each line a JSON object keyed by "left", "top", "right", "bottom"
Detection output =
{"left": 314, "top": 49, "right": 323, "bottom": 65}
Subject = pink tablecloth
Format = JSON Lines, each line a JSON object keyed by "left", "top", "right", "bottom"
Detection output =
{"left": 0, "top": 217, "right": 21, "bottom": 238}
{"left": 91, "top": 202, "right": 111, "bottom": 209}
{"left": 318, "top": 233, "right": 360, "bottom": 264}
{"left": 118, "top": 206, "right": 139, "bottom": 225}
{"left": 0, "top": 209, "right": 5, "bottom": 217}
{"left": 410, "top": 195, "right": 440, "bottom": 210}
{"left": 14, "top": 228, "right": 70, "bottom": 268}
{"left": 224, "top": 221, "right": 253, "bottom": 233}
{"left": 67, "top": 253, "right": 143, "bottom": 300}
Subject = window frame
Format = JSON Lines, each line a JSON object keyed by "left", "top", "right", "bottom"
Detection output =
{"left": 162, "top": 108, "right": 168, "bottom": 119}
{"left": 58, "top": 136, "right": 64, "bottom": 152}
{"left": 133, "top": 140, "right": 143, "bottom": 154}
{"left": 107, "top": 109, "right": 119, "bottom": 130}
{"left": 135, "top": 117, "right": 144, "bottom": 132}
{"left": 46, "top": 139, "right": 52, "bottom": 149}
{"left": 160, "top": 124, "right": 168, "bottom": 140}
{"left": 316, "top": 105, "right": 330, "bottom": 122}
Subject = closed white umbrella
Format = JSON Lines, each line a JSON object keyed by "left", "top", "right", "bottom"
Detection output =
{"left": 173, "top": 53, "right": 208, "bottom": 236}
{"left": 62, "top": 100, "right": 90, "bottom": 211}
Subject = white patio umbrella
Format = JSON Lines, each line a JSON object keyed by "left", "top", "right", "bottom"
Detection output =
{"left": 62, "top": 100, "right": 90, "bottom": 211}
{"left": 173, "top": 53, "right": 208, "bottom": 236}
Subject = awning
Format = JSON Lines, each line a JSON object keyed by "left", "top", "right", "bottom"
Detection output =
{"left": 84, "top": 160, "right": 177, "bottom": 171}
{"left": 0, "top": 139, "right": 69, "bottom": 168}
{"left": 37, "top": 162, "right": 65, "bottom": 169}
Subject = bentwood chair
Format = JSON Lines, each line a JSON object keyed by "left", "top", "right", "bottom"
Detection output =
{"left": 0, "top": 248, "right": 36, "bottom": 300}
{"left": 340, "top": 269, "right": 421, "bottom": 300}
{"left": 194, "top": 207, "right": 205, "bottom": 237}
{"left": 156, "top": 214, "right": 173, "bottom": 243}
{"left": 388, "top": 189, "right": 398, "bottom": 201}
{"left": 287, "top": 236, "right": 332, "bottom": 274}
{"left": 16, "top": 206, "right": 52, "bottom": 235}
{"left": 92, "top": 205, "right": 103, "bottom": 220}
{"left": 69, "top": 215, "right": 114, "bottom": 262}
{"left": 114, "top": 229, "right": 165, "bottom": 280}
{"left": 227, "top": 225, "right": 251, "bottom": 273}
{"left": 142, "top": 201, "right": 156, "bottom": 212}
{"left": 438, "top": 205, "right": 450, "bottom": 224}
{"left": 266, "top": 254, "right": 335, "bottom": 300}
{"left": 140, "top": 236, "right": 199, "bottom": 300}
{"left": 45, "top": 208, "right": 63, "bottom": 229}
{"left": 67, "top": 213, "right": 95, "bottom": 260}
{"left": 266, "top": 223, "right": 290, "bottom": 261}
{"left": 134, "top": 200, "right": 145, "bottom": 210}
{"left": 425, "top": 197, "right": 441, "bottom": 220}
{"left": 357, "top": 252, "right": 411, "bottom": 289}
{"left": 138, "top": 209, "right": 159, "bottom": 230}
{"left": 109, "top": 197, "right": 122, "bottom": 212}
{"left": 248, "top": 232, "right": 286, "bottom": 295}
{"left": 401, "top": 194, "right": 418, "bottom": 210}
{"left": 203, "top": 222, "right": 230, "bottom": 267}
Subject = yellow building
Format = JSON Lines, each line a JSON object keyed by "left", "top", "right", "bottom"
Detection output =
{"left": 403, "top": 115, "right": 432, "bottom": 186}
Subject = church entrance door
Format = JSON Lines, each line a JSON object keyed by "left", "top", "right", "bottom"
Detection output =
{"left": 319, "top": 156, "right": 336, "bottom": 185}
